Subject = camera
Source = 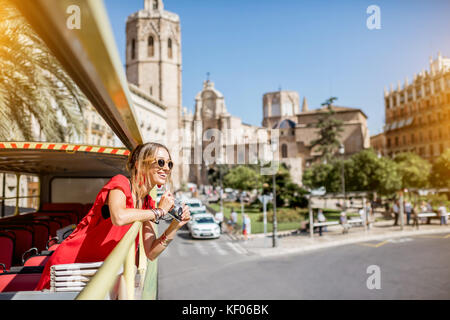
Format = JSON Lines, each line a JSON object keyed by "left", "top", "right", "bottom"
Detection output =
{"left": 168, "top": 199, "right": 183, "bottom": 221}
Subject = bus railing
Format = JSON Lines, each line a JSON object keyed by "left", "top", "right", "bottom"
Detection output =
{"left": 75, "top": 221, "right": 157, "bottom": 300}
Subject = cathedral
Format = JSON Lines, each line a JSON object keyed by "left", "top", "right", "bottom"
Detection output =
{"left": 124, "top": 0, "right": 370, "bottom": 189}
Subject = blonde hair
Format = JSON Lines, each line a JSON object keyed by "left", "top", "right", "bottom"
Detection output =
{"left": 126, "top": 142, "right": 172, "bottom": 207}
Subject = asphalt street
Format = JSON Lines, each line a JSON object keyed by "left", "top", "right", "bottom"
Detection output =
{"left": 158, "top": 226, "right": 450, "bottom": 300}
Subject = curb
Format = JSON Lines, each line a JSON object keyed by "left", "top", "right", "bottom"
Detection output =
{"left": 244, "top": 227, "right": 450, "bottom": 258}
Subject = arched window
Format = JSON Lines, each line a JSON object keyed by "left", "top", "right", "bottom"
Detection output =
{"left": 148, "top": 36, "right": 154, "bottom": 57}
{"left": 131, "top": 38, "right": 136, "bottom": 60}
{"left": 168, "top": 38, "right": 173, "bottom": 59}
{"left": 153, "top": 0, "right": 158, "bottom": 10}
{"left": 281, "top": 144, "right": 288, "bottom": 158}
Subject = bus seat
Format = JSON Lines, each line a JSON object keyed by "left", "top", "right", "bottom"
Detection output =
{"left": 23, "top": 252, "right": 53, "bottom": 267}
{"left": 0, "top": 221, "right": 49, "bottom": 253}
{"left": 0, "top": 226, "right": 33, "bottom": 267}
{"left": 0, "top": 267, "right": 44, "bottom": 293}
{"left": 37, "top": 210, "right": 78, "bottom": 225}
{"left": 41, "top": 203, "right": 84, "bottom": 223}
{"left": 0, "top": 232, "right": 15, "bottom": 271}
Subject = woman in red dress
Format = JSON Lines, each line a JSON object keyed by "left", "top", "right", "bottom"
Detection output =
{"left": 35, "top": 142, "right": 190, "bottom": 290}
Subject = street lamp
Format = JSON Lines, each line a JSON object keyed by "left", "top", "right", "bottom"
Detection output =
{"left": 339, "top": 144, "right": 346, "bottom": 210}
{"left": 271, "top": 141, "right": 278, "bottom": 248}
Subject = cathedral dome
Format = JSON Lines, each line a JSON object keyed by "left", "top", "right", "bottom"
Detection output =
{"left": 272, "top": 119, "right": 296, "bottom": 129}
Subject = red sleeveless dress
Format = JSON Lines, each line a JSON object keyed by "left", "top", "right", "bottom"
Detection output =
{"left": 35, "top": 174, "right": 155, "bottom": 290}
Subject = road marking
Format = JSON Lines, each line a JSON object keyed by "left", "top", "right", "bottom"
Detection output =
{"left": 357, "top": 240, "right": 390, "bottom": 248}
{"left": 194, "top": 242, "right": 208, "bottom": 255}
{"left": 209, "top": 241, "right": 228, "bottom": 255}
{"left": 226, "top": 242, "right": 247, "bottom": 254}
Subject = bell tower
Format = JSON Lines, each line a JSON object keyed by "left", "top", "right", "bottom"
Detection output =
{"left": 126, "top": 0, "right": 183, "bottom": 188}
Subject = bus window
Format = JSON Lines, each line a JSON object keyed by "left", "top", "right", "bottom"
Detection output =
{"left": 51, "top": 177, "right": 111, "bottom": 203}
{"left": 0, "top": 173, "right": 39, "bottom": 218}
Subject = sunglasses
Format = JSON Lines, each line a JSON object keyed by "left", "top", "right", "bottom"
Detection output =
{"left": 147, "top": 157, "right": 174, "bottom": 170}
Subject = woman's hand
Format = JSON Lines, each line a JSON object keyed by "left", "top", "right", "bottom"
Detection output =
{"left": 175, "top": 204, "right": 191, "bottom": 228}
{"left": 158, "top": 190, "right": 174, "bottom": 214}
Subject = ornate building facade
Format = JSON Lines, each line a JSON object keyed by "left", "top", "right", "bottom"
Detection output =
{"left": 375, "top": 53, "right": 450, "bottom": 161}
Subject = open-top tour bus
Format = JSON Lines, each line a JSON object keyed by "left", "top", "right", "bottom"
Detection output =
{"left": 0, "top": 0, "right": 158, "bottom": 299}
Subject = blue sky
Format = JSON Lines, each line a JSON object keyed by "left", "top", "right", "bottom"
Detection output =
{"left": 104, "top": 0, "right": 450, "bottom": 135}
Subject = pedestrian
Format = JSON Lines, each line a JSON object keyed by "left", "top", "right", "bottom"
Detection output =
{"left": 230, "top": 209, "right": 238, "bottom": 228}
{"left": 243, "top": 214, "right": 251, "bottom": 240}
{"left": 339, "top": 211, "right": 350, "bottom": 234}
{"left": 405, "top": 201, "right": 412, "bottom": 225}
{"left": 411, "top": 204, "right": 420, "bottom": 229}
{"left": 393, "top": 200, "right": 399, "bottom": 226}
{"left": 438, "top": 202, "right": 448, "bottom": 226}
{"left": 215, "top": 210, "right": 224, "bottom": 233}
{"left": 317, "top": 209, "right": 326, "bottom": 236}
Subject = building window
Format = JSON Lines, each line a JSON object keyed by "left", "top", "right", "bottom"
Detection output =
{"left": 411, "top": 133, "right": 415, "bottom": 144}
{"left": 149, "top": 86, "right": 153, "bottom": 96}
{"left": 428, "top": 130, "right": 432, "bottom": 141}
{"left": 131, "top": 38, "right": 136, "bottom": 60}
{"left": 148, "top": 36, "right": 154, "bottom": 57}
{"left": 402, "top": 136, "right": 406, "bottom": 145}
{"left": 281, "top": 144, "right": 288, "bottom": 158}
{"left": 429, "top": 145, "right": 434, "bottom": 157}
{"left": 395, "top": 136, "right": 399, "bottom": 147}
{"left": 168, "top": 38, "right": 173, "bottom": 59}
{"left": 387, "top": 138, "right": 391, "bottom": 148}
{"left": 439, "top": 144, "right": 444, "bottom": 154}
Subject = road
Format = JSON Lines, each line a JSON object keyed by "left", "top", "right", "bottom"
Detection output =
{"left": 157, "top": 226, "right": 450, "bottom": 300}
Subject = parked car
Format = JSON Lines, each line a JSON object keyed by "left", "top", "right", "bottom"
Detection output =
{"left": 188, "top": 213, "right": 221, "bottom": 239}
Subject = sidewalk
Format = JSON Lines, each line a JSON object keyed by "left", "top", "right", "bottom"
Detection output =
{"left": 226, "top": 219, "right": 450, "bottom": 257}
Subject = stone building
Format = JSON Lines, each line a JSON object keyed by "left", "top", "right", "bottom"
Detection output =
{"left": 379, "top": 52, "right": 450, "bottom": 161}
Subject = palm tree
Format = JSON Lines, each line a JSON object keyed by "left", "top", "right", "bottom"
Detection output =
{"left": 0, "top": 0, "right": 86, "bottom": 142}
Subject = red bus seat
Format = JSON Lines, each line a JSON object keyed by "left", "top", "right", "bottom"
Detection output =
{"left": 0, "top": 226, "right": 33, "bottom": 266}
{"left": 0, "top": 267, "right": 44, "bottom": 292}
{"left": 0, "top": 232, "right": 15, "bottom": 271}
{"left": 41, "top": 203, "right": 84, "bottom": 223}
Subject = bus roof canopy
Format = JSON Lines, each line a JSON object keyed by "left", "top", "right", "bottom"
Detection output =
{"left": 0, "top": 142, "right": 128, "bottom": 176}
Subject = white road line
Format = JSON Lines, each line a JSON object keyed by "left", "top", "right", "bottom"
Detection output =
{"left": 226, "top": 242, "right": 247, "bottom": 254}
{"left": 210, "top": 241, "right": 228, "bottom": 255}
{"left": 194, "top": 242, "right": 208, "bottom": 255}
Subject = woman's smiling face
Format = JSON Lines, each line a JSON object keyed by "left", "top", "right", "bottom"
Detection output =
{"left": 147, "top": 147, "right": 172, "bottom": 186}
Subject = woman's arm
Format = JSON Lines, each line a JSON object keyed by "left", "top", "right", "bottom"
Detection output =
{"left": 143, "top": 205, "right": 191, "bottom": 261}
{"left": 107, "top": 188, "right": 160, "bottom": 226}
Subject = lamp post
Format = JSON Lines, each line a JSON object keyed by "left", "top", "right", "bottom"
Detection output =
{"left": 339, "top": 144, "right": 346, "bottom": 210}
{"left": 272, "top": 142, "right": 278, "bottom": 248}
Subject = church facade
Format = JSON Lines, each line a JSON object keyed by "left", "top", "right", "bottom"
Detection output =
{"left": 125, "top": 0, "right": 370, "bottom": 188}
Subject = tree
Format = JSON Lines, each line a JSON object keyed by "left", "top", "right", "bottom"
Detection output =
{"left": 429, "top": 149, "right": 450, "bottom": 188}
{"left": 308, "top": 97, "right": 344, "bottom": 163}
{"left": 263, "top": 163, "right": 308, "bottom": 208}
{"left": 223, "top": 165, "right": 262, "bottom": 192}
{"left": 303, "top": 148, "right": 402, "bottom": 196}
{"left": 0, "top": 0, "right": 86, "bottom": 141}
{"left": 394, "top": 152, "right": 431, "bottom": 189}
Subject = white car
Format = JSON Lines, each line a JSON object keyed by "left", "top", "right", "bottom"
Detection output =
{"left": 183, "top": 198, "right": 206, "bottom": 215}
{"left": 188, "top": 213, "right": 221, "bottom": 239}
